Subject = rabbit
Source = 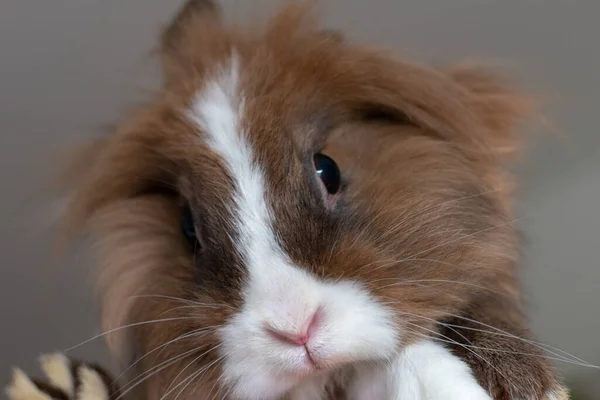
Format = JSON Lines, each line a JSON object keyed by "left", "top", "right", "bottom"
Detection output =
{"left": 6, "top": 1, "right": 571, "bottom": 399}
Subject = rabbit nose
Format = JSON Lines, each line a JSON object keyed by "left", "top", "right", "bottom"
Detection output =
{"left": 265, "top": 308, "right": 321, "bottom": 346}
{"left": 267, "top": 329, "right": 310, "bottom": 346}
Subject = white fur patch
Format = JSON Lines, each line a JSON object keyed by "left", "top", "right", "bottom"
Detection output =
{"left": 188, "top": 56, "right": 397, "bottom": 399}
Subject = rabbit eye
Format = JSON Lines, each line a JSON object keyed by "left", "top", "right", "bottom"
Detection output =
{"left": 181, "top": 205, "right": 197, "bottom": 242}
{"left": 314, "top": 153, "right": 341, "bottom": 195}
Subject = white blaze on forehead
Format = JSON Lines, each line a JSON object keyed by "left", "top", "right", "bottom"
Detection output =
{"left": 186, "top": 55, "right": 299, "bottom": 289}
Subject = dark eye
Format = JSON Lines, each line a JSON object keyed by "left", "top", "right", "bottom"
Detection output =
{"left": 181, "top": 205, "right": 197, "bottom": 242}
{"left": 314, "top": 153, "right": 341, "bottom": 195}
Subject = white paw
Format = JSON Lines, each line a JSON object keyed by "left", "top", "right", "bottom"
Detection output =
{"left": 5, "top": 353, "right": 115, "bottom": 400}
{"left": 389, "top": 341, "right": 492, "bottom": 400}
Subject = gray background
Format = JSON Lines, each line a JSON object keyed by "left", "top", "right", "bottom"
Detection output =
{"left": 1, "top": 0, "right": 599, "bottom": 397}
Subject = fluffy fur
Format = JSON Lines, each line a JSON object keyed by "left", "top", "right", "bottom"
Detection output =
{"left": 12, "top": 1, "right": 570, "bottom": 399}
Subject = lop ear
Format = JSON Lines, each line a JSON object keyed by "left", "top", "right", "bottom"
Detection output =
{"left": 445, "top": 63, "right": 537, "bottom": 160}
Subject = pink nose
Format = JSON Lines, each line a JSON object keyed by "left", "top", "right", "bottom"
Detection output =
{"left": 266, "top": 310, "right": 320, "bottom": 346}
{"left": 268, "top": 329, "right": 310, "bottom": 346}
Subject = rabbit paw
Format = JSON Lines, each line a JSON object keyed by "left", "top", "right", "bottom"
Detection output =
{"left": 5, "top": 353, "right": 119, "bottom": 400}
{"left": 391, "top": 341, "right": 492, "bottom": 400}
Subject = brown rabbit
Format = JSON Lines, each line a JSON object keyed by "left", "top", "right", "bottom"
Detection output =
{"left": 6, "top": 1, "right": 571, "bottom": 399}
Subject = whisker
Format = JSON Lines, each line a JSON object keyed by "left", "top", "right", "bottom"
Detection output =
{"left": 65, "top": 317, "right": 199, "bottom": 352}
{"left": 357, "top": 250, "right": 504, "bottom": 280}
{"left": 113, "top": 326, "right": 218, "bottom": 384}
{"left": 411, "top": 330, "right": 598, "bottom": 368}
{"left": 379, "top": 187, "right": 506, "bottom": 241}
{"left": 114, "top": 348, "right": 199, "bottom": 400}
{"left": 403, "top": 320, "right": 510, "bottom": 384}
{"left": 130, "top": 294, "right": 235, "bottom": 310}
{"left": 366, "top": 257, "right": 504, "bottom": 275}
{"left": 403, "top": 188, "right": 506, "bottom": 224}
{"left": 158, "top": 305, "right": 226, "bottom": 317}
{"left": 402, "top": 216, "right": 527, "bottom": 261}
{"left": 439, "top": 322, "right": 586, "bottom": 364}
{"left": 172, "top": 371, "right": 199, "bottom": 400}
{"left": 152, "top": 329, "right": 217, "bottom": 365}
{"left": 440, "top": 313, "right": 597, "bottom": 368}
{"left": 378, "top": 279, "right": 507, "bottom": 297}
{"left": 182, "top": 356, "right": 225, "bottom": 400}
{"left": 159, "top": 352, "right": 223, "bottom": 400}
{"left": 355, "top": 257, "right": 400, "bottom": 275}
{"left": 391, "top": 309, "right": 475, "bottom": 347}
{"left": 164, "top": 344, "right": 222, "bottom": 395}
{"left": 209, "top": 373, "right": 230, "bottom": 400}
{"left": 216, "top": 383, "right": 233, "bottom": 400}
{"left": 153, "top": 367, "right": 197, "bottom": 400}
{"left": 409, "top": 257, "right": 505, "bottom": 272}
{"left": 386, "top": 307, "right": 596, "bottom": 367}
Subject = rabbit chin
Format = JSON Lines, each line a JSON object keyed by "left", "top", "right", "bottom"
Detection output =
{"left": 217, "top": 338, "right": 493, "bottom": 400}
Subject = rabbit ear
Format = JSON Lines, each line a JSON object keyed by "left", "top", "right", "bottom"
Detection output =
{"left": 160, "top": 0, "right": 224, "bottom": 84}
{"left": 161, "top": 0, "right": 221, "bottom": 53}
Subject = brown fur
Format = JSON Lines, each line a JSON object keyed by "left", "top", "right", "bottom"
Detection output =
{"left": 56, "top": 1, "right": 566, "bottom": 399}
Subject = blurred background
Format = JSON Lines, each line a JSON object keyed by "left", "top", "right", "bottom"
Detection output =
{"left": 1, "top": 0, "right": 598, "bottom": 398}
